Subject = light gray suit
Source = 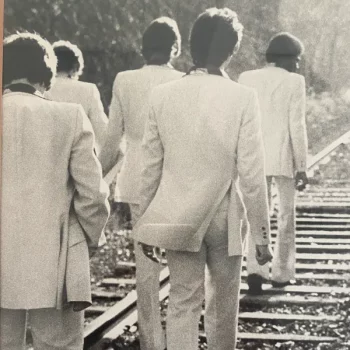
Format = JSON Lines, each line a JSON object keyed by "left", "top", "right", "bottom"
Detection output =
{"left": 1, "top": 90, "right": 110, "bottom": 349}
{"left": 239, "top": 65, "right": 308, "bottom": 283}
{"left": 46, "top": 77, "right": 108, "bottom": 155}
{"left": 99, "top": 65, "right": 183, "bottom": 350}
{"left": 134, "top": 70, "right": 271, "bottom": 350}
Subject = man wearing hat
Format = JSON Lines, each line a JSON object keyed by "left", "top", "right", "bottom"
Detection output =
{"left": 239, "top": 32, "right": 308, "bottom": 294}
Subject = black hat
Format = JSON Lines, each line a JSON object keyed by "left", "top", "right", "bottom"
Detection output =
{"left": 266, "top": 32, "right": 304, "bottom": 57}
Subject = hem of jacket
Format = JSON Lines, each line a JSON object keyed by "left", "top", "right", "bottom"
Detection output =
{"left": 113, "top": 195, "right": 140, "bottom": 205}
{"left": 135, "top": 181, "right": 233, "bottom": 252}
{"left": 265, "top": 172, "right": 294, "bottom": 179}
{"left": 0, "top": 302, "right": 58, "bottom": 310}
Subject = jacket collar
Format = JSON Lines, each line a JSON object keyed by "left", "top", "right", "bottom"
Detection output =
{"left": 3, "top": 83, "right": 46, "bottom": 99}
{"left": 143, "top": 63, "right": 174, "bottom": 70}
{"left": 186, "top": 67, "right": 229, "bottom": 79}
{"left": 264, "top": 64, "right": 289, "bottom": 73}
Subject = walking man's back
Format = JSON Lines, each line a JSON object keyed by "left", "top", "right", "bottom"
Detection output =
{"left": 239, "top": 32, "right": 308, "bottom": 294}
{"left": 99, "top": 17, "right": 183, "bottom": 350}
{"left": 1, "top": 33, "right": 110, "bottom": 350}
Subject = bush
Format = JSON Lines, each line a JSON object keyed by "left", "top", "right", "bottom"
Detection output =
{"left": 306, "top": 91, "right": 350, "bottom": 155}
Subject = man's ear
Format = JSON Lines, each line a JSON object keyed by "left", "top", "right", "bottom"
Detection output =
{"left": 233, "top": 42, "right": 241, "bottom": 55}
{"left": 171, "top": 42, "right": 180, "bottom": 58}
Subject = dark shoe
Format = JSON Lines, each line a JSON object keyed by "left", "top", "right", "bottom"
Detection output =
{"left": 271, "top": 280, "right": 297, "bottom": 288}
{"left": 247, "top": 274, "right": 263, "bottom": 295}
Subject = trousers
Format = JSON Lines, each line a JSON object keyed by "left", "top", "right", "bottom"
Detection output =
{"left": 246, "top": 176, "right": 296, "bottom": 282}
{"left": 0, "top": 306, "right": 84, "bottom": 350}
{"left": 130, "top": 204, "right": 165, "bottom": 350}
{"left": 165, "top": 195, "right": 242, "bottom": 350}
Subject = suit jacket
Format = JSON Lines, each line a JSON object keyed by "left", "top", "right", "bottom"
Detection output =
{"left": 238, "top": 66, "right": 308, "bottom": 178}
{"left": 62, "top": 207, "right": 93, "bottom": 311}
{"left": 1, "top": 91, "right": 110, "bottom": 309}
{"left": 45, "top": 77, "right": 108, "bottom": 155}
{"left": 133, "top": 70, "right": 271, "bottom": 256}
{"left": 99, "top": 65, "right": 183, "bottom": 204}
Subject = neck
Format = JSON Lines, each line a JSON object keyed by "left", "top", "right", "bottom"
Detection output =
{"left": 193, "top": 64, "right": 224, "bottom": 77}
{"left": 56, "top": 72, "right": 70, "bottom": 78}
{"left": 56, "top": 72, "right": 79, "bottom": 80}
{"left": 7, "top": 79, "right": 46, "bottom": 94}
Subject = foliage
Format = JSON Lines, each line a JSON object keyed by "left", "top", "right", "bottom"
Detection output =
{"left": 4, "top": 0, "right": 281, "bottom": 108}
{"left": 279, "top": 0, "right": 350, "bottom": 92}
{"left": 306, "top": 91, "right": 350, "bottom": 155}
{"left": 5, "top": 0, "right": 350, "bottom": 156}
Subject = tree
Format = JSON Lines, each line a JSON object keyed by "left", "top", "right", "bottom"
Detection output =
{"left": 279, "top": 0, "right": 350, "bottom": 92}
{"left": 6, "top": 0, "right": 342, "bottom": 107}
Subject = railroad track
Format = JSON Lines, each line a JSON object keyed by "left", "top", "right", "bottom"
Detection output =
{"left": 84, "top": 135, "right": 350, "bottom": 350}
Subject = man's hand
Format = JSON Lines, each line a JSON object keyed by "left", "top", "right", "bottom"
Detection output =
{"left": 295, "top": 171, "right": 308, "bottom": 191}
{"left": 139, "top": 242, "right": 167, "bottom": 265}
{"left": 255, "top": 245, "right": 273, "bottom": 266}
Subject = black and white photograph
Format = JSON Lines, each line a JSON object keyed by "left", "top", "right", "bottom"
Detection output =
{"left": 1, "top": 1, "right": 350, "bottom": 349}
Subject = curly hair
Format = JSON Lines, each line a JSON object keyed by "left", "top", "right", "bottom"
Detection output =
{"left": 141, "top": 17, "right": 181, "bottom": 65}
{"left": 52, "top": 40, "right": 84, "bottom": 77}
{"left": 190, "top": 8, "right": 243, "bottom": 68}
{"left": 3, "top": 32, "right": 57, "bottom": 90}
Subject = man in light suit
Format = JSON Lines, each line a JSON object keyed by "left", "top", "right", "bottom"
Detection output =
{"left": 45, "top": 40, "right": 108, "bottom": 155}
{"left": 1, "top": 33, "right": 110, "bottom": 350}
{"left": 133, "top": 8, "right": 273, "bottom": 350}
{"left": 99, "top": 17, "right": 183, "bottom": 350}
{"left": 239, "top": 32, "right": 308, "bottom": 293}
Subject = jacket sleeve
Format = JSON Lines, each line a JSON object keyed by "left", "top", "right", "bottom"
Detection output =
{"left": 87, "top": 84, "right": 108, "bottom": 156}
{"left": 98, "top": 75, "right": 124, "bottom": 176}
{"left": 136, "top": 100, "right": 164, "bottom": 222}
{"left": 289, "top": 75, "right": 308, "bottom": 172}
{"left": 237, "top": 90, "right": 271, "bottom": 246}
{"left": 69, "top": 105, "right": 110, "bottom": 247}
